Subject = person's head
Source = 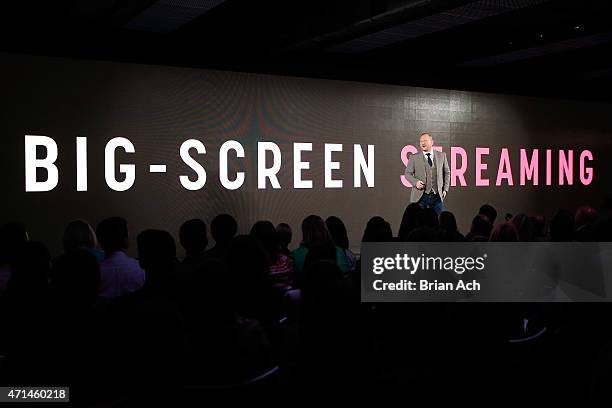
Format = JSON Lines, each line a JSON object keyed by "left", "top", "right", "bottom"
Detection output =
{"left": 479, "top": 204, "right": 498, "bottom": 224}
{"left": 489, "top": 223, "right": 519, "bottom": 242}
{"left": 575, "top": 205, "right": 599, "bottom": 228}
{"left": 398, "top": 203, "right": 422, "bottom": 241}
{"left": 530, "top": 215, "right": 546, "bottom": 237}
{"left": 179, "top": 219, "right": 208, "bottom": 256}
{"left": 63, "top": 219, "right": 97, "bottom": 252}
{"left": 419, "top": 132, "right": 433, "bottom": 152}
{"left": 276, "top": 223, "right": 292, "bottom": 249}
{"left": 210, "top": 214, "right": 238, "bottom": 246}
{"left": 50, "top": 249, "right": 100, "bottom": 306}
{"left": 550, "top": 210, "right": 574, "bottom": 242}
{"left": 439, "top": 211, "right": 458, "bottom": 232}
{"left": 362, "top": 216, "right": 393, "bottom": 242}
{"left": 325, "top": 216, "right": 349, "bottom": 251}
{"left": 469, "top": 214, "right": 493, "bottom": 240}
{"left": 96, "top": 217, "right": 128, "bottom": 253}
{"left": 136, "top": 229, "right": 177, "bottom": 274}
{"left": 0, "top": 222, "right": 28, "bottom": 264}
{"left": 301, "top": 215, "right": 333, "bottom": 248}
{"left": 250, "top": 220, "right": 280, "bottom": 258}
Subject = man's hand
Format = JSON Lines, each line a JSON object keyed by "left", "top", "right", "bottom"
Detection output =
{"left": 416, "top": 180, "right": 425, "bottom": 190}
{"left": 442, "top": 191, "right": 447, "bottom": 199}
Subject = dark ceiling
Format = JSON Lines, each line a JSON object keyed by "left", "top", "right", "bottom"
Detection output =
{"left": 3, "top": 0, "right": 612, "bottom": 102}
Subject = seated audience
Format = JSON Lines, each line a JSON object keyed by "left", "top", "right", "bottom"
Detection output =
{"left": 178, "top": 218, "right": 208, "bottom": 266}
{"left": 291, "top": 215, "right": 350, "bottom": 276}
{"left": 397, "top": 203, "right": 421, "bottom": 241}
{"left": 206, "top": 213, "right": 237, "bottom": 260}
{"left": 362, "top": 216, "right": 393, "bottom": 242}
{"left": 63, "top": 219, "right": 104, "bottom": 260}
{"left": 251, "top": 220, "right": 295, "bottom": 292}
{"left": 96, "top": 217, "right": 144, "bottom": 298}
{"left": 489, "top": 222, "right": 519, "bottom": 242}
{"left": 326, "top": 216, "right": 357, "bottom": 271}
{"left": 439, "top": 211, "right": 466, "bottom": 241}
{"left": 466, "top": 214, "right": 493, "bottom": 242}
{"left": 479, "top": 204, "right": 498, "bottom": 224}
{"left": 276, "top": 222, "right": 292, "bottom": 256}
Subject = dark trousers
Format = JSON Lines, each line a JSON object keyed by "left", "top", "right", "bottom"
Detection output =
{"left": 417, "top": 192, "right": 444, "bottom": 215}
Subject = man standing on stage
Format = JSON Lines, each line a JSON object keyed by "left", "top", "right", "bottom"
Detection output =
{"left": 404, "top": 132, "right": 450, "bottom": 215}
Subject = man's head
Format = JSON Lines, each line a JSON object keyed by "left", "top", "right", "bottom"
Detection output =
{"left": 179, "top": 218, "right": 208, "bottom": 255}
{"left": 210, "top": 214, "right": 238, "bottom": 246}
{"left": 419, "top": 132, "right": 433, "bottom": 152}
{"left": 96, "top": 217, "right": 128, "bottom": 253}
{"left": 137, "top": 229, "right": 176, "bottom": 272}
{"left": 479, "top": 204, "right": 498, "bottom": 224}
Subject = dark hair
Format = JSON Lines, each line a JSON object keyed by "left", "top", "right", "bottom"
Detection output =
{"left": 362, "top": 216, "right": 393, "bottom": 242}
{"left": 479, "top": 204, "right": 498, "bottom": 224}
{"left": 489, "top": 223, "right": 519, "bottom": 242}
{"left": 63, "top": 219, "right": 97, "bottom": 252}
{"left": 439, "top": 211, "right": 458, "bottom": 232}
{"left": 250, "top": 220, "right": 280, "bottom": 259}
{"left": 179, "top": 219, "right": 208, "bottom": 254}
{"left": 470, "top": 214, "right": 493, "bottom": 238}
{"left": 276, "top": 223, "right": 292, "bottom": 248}
{"left": 210, "top": 214, "right": 238, "bottom": 245}
{"left": 96, "top": 217, "right": 128, "bottom": 253}
{"left": 530, "top": 215, "right": 547, "bottom": 237}
{"left": 325, "top": 216, "right": 349, "bottom": 250}
{"left": 398, "top": 203, "right": 421, "bottom": 241}
{"left": 301, "top": 215, "right": 333, "bottom": 248}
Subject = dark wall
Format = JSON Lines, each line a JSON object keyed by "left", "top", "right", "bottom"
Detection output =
{"left": 1, "top": 52, "right": 611, "bottom": 255}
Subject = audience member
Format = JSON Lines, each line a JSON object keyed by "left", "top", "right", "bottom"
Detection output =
{"left": 362, "top": 216, "right": 393, "bottom": 242}
{"left": 96, "top": 217, "right": 144, "bottom": 298}
{"left": 291, "top": 215, "right": 349, "bottom": 275}
{"left": 207, "top": 213, "right": 237, "bottom": 259}
{"left": 326, "top": 216, "right": 357, "bottom": 271}
{"left": 276, "top": 223, "right": 292, "bottom": 256}
{"left": 251, "top": 220, "right": 295, "bottom": 291}
{"left": 63, "top": 219, "right": 104, "bottom": 260}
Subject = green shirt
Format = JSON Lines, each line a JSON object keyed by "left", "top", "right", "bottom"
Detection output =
{"left": 291, "top": 244, "right": 350, "bottom": 275}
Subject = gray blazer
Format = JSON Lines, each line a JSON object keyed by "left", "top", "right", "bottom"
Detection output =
{"left": 404, "top": 150, "right": 451, "bottom": 203}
